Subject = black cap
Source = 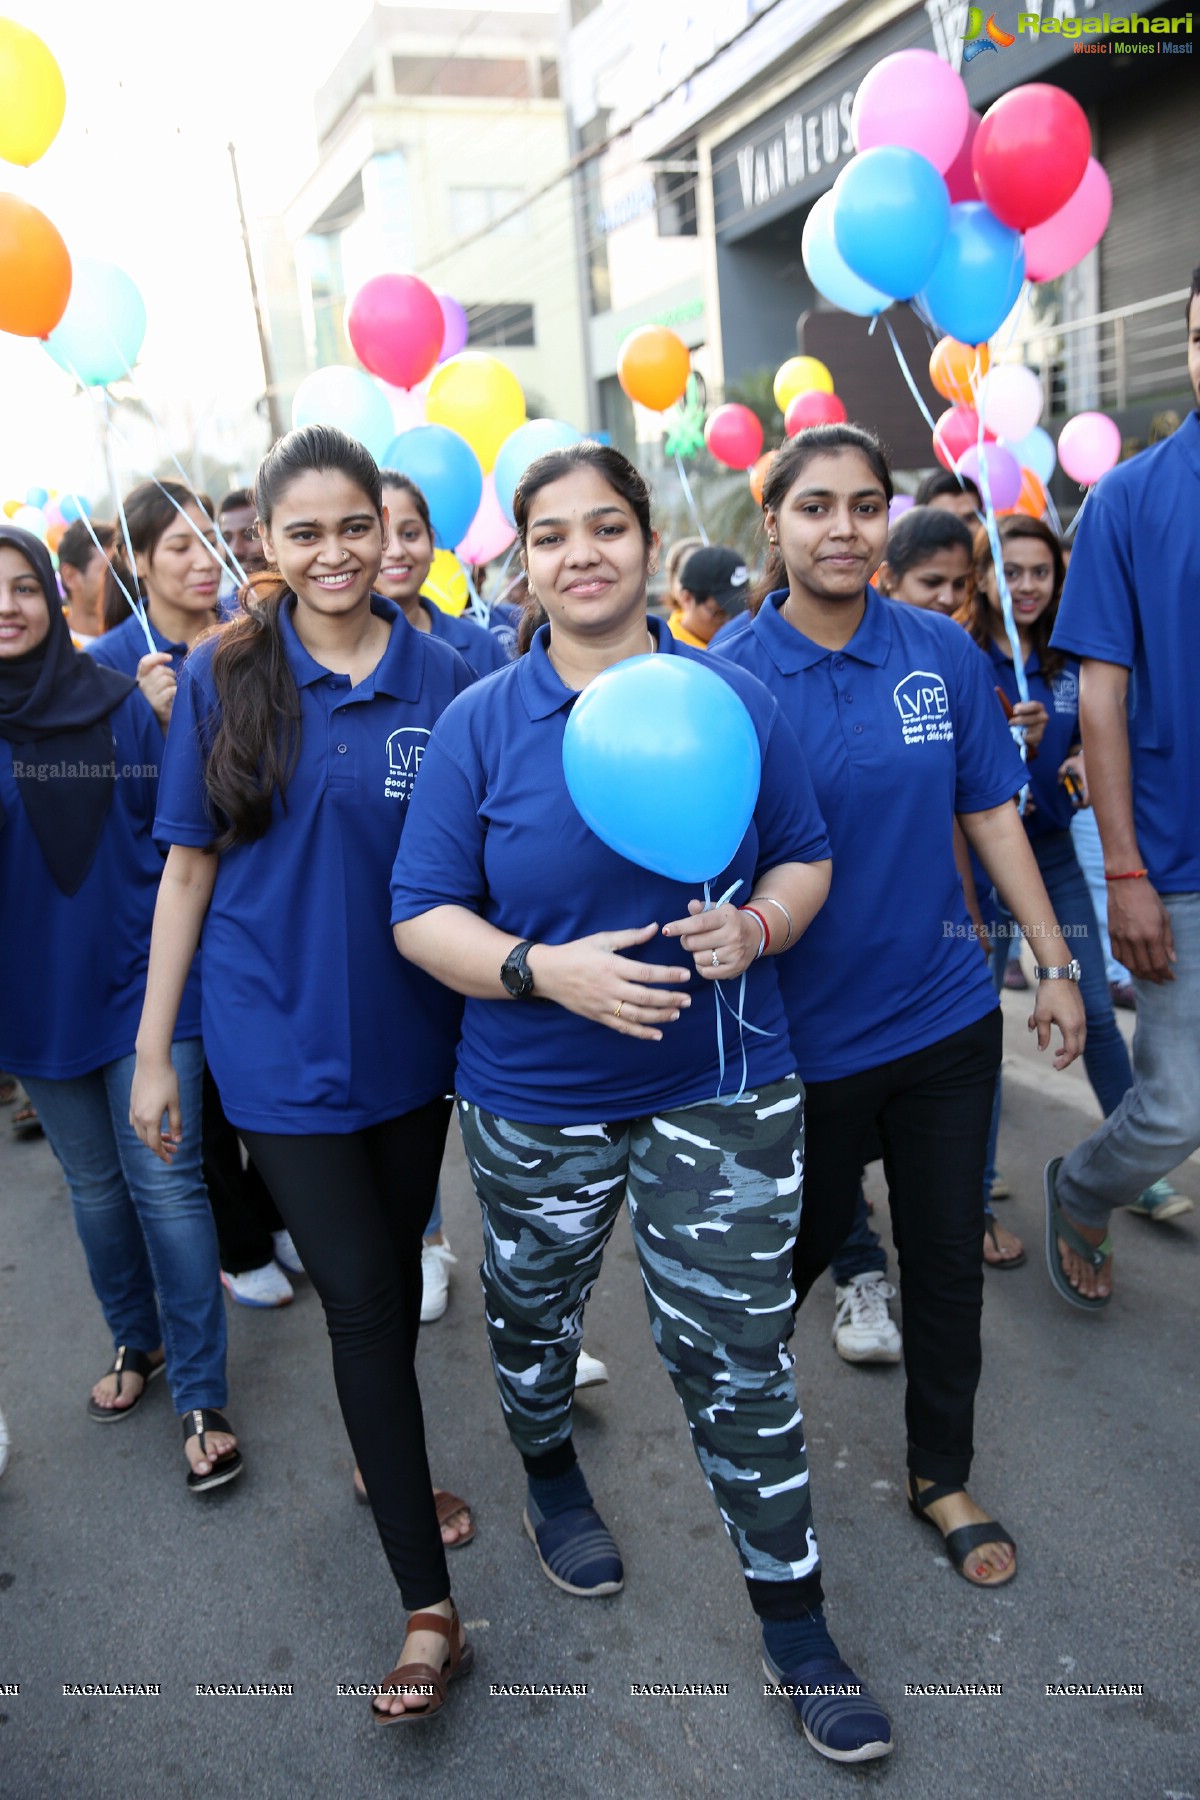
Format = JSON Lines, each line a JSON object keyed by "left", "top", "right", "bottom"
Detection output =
{"left": 678, "top": 545, "right": 752, "bottom": 616}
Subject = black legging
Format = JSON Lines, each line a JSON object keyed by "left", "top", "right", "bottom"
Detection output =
{"left": 242, "top": 1096, "right": 453, "bottom": 1612}
{"left": 201, "top": 1063, "right": 284, "bottom": 1276}
{"left": 793, "top": 1010, "right": 1002, "bottom": 1489}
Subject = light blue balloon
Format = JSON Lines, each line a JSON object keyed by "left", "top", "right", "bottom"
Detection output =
{"left": 916, "top": 203, "right": 1026, "bottom": 348}
{"left": 832, "top": 147, "right": 950, "bottom": 301}
{"left": 494, "top": 418, "right": 583, "bottom": 526}
{"left": 59, "top": 494, "right": 90, "bottom": 523}
{"left": 292, "top": 366, "right": 396, "bottom": 463}
{"left": 563, "top": 655, "right": 762, "bottom": 883}
{"left": 44, "top": 260, "right": 147, "bottom": 388}
{"left": 1008, "top": 424, "right": 1056, "bottom": 486}
{"left": 25, "top": 485, "right": 48, "bottom": 508}
{"left": 802, "top": 191, "right": 890, "bottom": 318}
{"left": 383, "top": 425, "right": 483, "bottom": 550}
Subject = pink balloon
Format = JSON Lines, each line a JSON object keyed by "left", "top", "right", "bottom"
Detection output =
{"left": 1024, "top": 159, "right": 1112, "bottom": 284}
{"left": 435, "top": 291, "right": 469, "bottom": 362}
{"left": 704, "top": 403, "right": 763, "bottom": 470}
{"left": 1058, "top": 412, "right": 1121, "bottom": 487}
{"left": 943, "top": 108, "right": 981, "bottom": 204}
{"left": 456, "top": 473, "right": 517, "bottom": 565}
{"left": 851, "top": 50, "right": 969, "bottom": 176}
{"left": 345, "top": 273, "right": 444, "bottom": 389}
{"left": 957, "top": 442, "right": 1021, "bottom": 511}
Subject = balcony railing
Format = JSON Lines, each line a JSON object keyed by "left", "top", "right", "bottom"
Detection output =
{"left": 1016, "top": 288, "right": 1191, "bottom": 418}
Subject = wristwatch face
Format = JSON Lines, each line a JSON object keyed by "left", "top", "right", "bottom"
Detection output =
{"left": 501, "top": 944, "right": 533, "bottom": 998}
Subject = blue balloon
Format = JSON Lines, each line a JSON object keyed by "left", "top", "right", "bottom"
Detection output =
{"left": 383, "top": 425, "right": 483, "bottom": 550}
{"left": 562, "top": 656, "right": 762, "bottom": 883}
{"left": 44, "top": 260, "right": 147, "bottom": 388}
{"left": 292, "top": 366, "right": 395, "bottom": 463}
{"left": 916, "top": 203, "right": 1026, "bottom": 348}
{"left": 59, "top": 494, "right": 90, "bottom": 523}
{"left": 831, "top": 147, "right": 950, "bottom": 300}
{"left": 802, "top": 191, "right": 890, "bottom": 318}
{"left": 493, "top": 418, "right": 583, "bottom": 526}
{"left": 25, "top": 485, "right": 48, "bottom": 508}
{"left": 1007, "top": 424, "right": 1056, "bottom": 486}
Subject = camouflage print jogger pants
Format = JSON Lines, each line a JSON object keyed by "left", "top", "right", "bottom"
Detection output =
{"left": 458, "top": 1075, "right": 823, "bottom": 1610}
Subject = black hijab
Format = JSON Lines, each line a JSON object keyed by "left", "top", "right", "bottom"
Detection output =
{"left": 0, "top": 526, "right": 136, "bottom": 896}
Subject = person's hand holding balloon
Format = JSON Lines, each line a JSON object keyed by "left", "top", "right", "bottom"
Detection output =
{"left": 661, "top": 900, "right": 763, "bottom": 981}
{"left": 136, "top": 651, "right": 176, "bottom": 731}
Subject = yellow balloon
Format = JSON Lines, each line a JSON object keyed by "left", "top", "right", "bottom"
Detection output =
{"left": 421, "top": 549, "right": 469, "bottom": 616}
{"left": 426, "top": 352, "right": 526, "bottom": 474}
{"left": 3, "top": 499, "right": 22, "bottom": 518}
{"left": 773, "top": 356, "right": 834, "bottom": 413}
{"left": 0, "top": 20, "right": 67, "bottom": 167}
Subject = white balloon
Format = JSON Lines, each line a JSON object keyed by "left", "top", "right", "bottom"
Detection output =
{"left": 11, "top": 505, "right": 48, "bottom": 539}
{"left": 978, "top": 364, "right": 1043, "bottom": 444}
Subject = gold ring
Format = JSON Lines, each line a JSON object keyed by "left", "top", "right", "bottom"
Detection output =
{"left": 614, "top": 1002, "right": 624, "bottom": 1019}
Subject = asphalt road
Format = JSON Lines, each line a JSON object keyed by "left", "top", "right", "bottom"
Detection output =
{"left": 2, "top": 982, "right": 1198, "bottom": 1800}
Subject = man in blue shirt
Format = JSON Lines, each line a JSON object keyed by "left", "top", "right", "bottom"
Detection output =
{"left": 1044, "top": 268, "right": 1200, "bottom": 1309}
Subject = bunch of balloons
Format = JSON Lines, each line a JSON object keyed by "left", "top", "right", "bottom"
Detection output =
{"left": 806, "top": 51, "right": 1110, "bottom": 350}
{"left": 0, "top": 20, "right": 72, "bottom": 340}
{"left": 775, "top": 356, "right": 847, "bottom": 435}
{"left": 928, "top": 335, "right": 1050, "bottom": 516}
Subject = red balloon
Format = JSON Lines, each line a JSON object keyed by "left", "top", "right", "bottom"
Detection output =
{"left": 345, "top": 273, "right": 444, "bottom": 389}
{"left": 932, "top": 403, "right": 995, "bottom": 471}
{"left": 943, "top": 108, "right": 981, "bottom": 205}
{"left": 971, "top": 85, "right": 1091, "bottom": 232}
{"left": 704, "top": 403, "right": 763, "bottom": 470}
{"left": 784, "top": 390, "right": 848, "bottom": 434}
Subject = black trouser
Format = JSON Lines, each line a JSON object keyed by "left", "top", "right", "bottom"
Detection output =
{"left": 794, "top": 1009, "right": 1002, "bottom": 1488}
{"left": 200, "top": 1065, "right": 284, "bottom": 1275}
{"left": 242, "top": 1096, "right": 453, "bottom": 1611}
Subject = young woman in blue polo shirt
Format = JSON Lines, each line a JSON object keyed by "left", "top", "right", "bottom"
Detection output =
{"left": 376, "top": 471, "right": 509, "bottom": 683}
{"left": 393, "top": 442, "right": 900, "bottom": 1766}
{"left": 716, "top": 425, "right": 1085, "bottom": 1592}
{"left": 130, "top": 426, "right": 476, "bottom": 1726}
{"left": 0, "top": 525, "right": 235, "bottom": 1491}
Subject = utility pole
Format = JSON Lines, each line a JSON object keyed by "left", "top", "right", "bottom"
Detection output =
{"left": 228, "top": 141, "right": 286, "bottom": 442}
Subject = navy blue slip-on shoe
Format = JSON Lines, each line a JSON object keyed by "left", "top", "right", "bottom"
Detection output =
{"left": 762, "top": 1651, "right": 893, "bottom": 1764}
{"left": 522, "top": 1496, "right": 624, "bottom": 1597}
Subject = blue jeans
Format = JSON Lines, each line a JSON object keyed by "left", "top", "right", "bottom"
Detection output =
{"left": 22, "top": 1039, "right": 227, "bottom": 1413}
{"left": 1070, "top": 808, "right": 1130, "bottom": 987}
{"left": 828, "top": 1182, "right": 888, "bottom": 1285}
{"left": 1059, "top": 893, "right": 1200, "bottom": 1228}
{"left": 984, "top": 832, "right": 1134, "bottom": 1195}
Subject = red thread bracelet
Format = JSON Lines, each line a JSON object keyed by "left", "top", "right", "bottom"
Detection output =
{"left": 1105, "top": 869, "right": 1148, "bottom": 881}
{"left": 741, "top": 905, "right": 771, "bottom": 952}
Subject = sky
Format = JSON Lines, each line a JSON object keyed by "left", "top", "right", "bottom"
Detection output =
{"left": 0, "top": 0, "right": 558, "bottom": 504}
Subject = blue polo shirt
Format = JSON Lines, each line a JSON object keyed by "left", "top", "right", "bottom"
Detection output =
{"left": 717, "top": 590, "right": 1025, "bottom": 1081}
{"left": 390, "top": 614, "right": 831, "bottom": 1124}
{"left": 0, "top": 690, "right": 202, "bottom": 1078}
{"left": 154, "top": 595, "right": 471, "bottom": 1134}
{"left": 416, "top": 599, "right": 510, "bottom": 681}
{"left": 88, "top": 611, "right": 188, "bottom": 678}
{"left": 484, "top": 599, "right": 521, "bottom": 659}
{"left": 987, "top": 640, "right": 1081, "bottom": 839}
{"left": 1050, "top": 409, "right": 1200, "bottom": 892}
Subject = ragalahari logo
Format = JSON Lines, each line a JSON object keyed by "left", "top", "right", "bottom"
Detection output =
{"left": 961, "top": 6, "right": 1017, "bottom": 57}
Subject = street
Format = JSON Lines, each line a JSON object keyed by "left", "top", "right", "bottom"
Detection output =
{"left": 2, "top": 982, "right": 1198, "bottom": 1800}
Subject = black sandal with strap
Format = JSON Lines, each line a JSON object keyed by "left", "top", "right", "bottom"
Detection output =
{"left": 87, "top": 1346, "right": 165, "bottom": 1423}
{"left": 907, "top": 1480, "right": 1016, "bottom": 1587}
{"left": 182, "top": 1408, "right": 244, "bottom": 1494}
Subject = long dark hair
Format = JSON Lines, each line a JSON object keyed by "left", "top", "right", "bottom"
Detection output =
{"left": 750, "top": 425, "right": 893, "bottom": 613}
{"left": 204, "top": 425, "right": 383, "bottom": 849}
{"left": 963, "top": 514, "right": 1065, "bottom": 680}
{"left": 109, "top": 480, "right": 215, "bottom": 610}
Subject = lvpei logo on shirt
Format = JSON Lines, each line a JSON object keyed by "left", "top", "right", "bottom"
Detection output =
{"left": 894, "top": 671, "right": 955, "bottom": 745}
{"left": 384, "top": 727, "right": 430, "bottom": 801}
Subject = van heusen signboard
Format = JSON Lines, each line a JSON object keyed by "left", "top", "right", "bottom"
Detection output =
{"left": 711, "top": 0, "right": 1161, "bottom": 241}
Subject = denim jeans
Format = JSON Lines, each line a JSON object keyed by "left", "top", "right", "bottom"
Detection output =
{"left": 1058, "top": 893, "right": 1200, "bottom": 1228}
{"left": 1070, "top": 808, "right": 1130, "bottom": 987}
{"left": 983, "top": 832, "right": 1134, "bottom": 1196}
{"left": 828, "top": 1183, "right": 889, "bottom": 1285}
{"left": 22, "top": 1039, "right": 227, "bottom": 1413}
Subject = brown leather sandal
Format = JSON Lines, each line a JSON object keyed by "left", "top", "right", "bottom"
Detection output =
{"left": 372, "top": 1603, "right": 474, "bottom": 1725}
{"left": 352, "top": 1472, "right": 475, "bottom": 1548}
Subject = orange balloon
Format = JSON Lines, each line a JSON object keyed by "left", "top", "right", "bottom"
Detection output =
{"left": 1013, "top": 466, "right": 1047, "bottom": 517}
{"left": 46, "top": 522, "right": 66, "bottom": 551}
{"left": 617, "top": 326, "right": 690, "bottom": 412}
{"left": 0, "top": 196, "right": 71, "bottom": 337}
{"left": 929, "top": 337, "right": 989, "bottom": 407}
{"left": 749, "top": 452, "right": 775, "bottom": 507}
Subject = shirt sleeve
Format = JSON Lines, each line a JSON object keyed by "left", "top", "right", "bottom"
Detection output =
{"left": 153, "top": 655, "right": 222, "bottom": 850}
{"left": 752, "top": 704, "right": 832, "bottom": 873}
{"left": 950, "top": 630, "right": 1028, "bottom": 813}
{"left": 1050, "top": 480, "right": 1139, "bottom": 667}
{"left": 390, "top": 704, "right": 489, "bottom": 922}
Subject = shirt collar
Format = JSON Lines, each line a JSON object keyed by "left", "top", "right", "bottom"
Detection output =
{"left": 518, "top": 612, "right": 678, "bottom": 721}
{"left": 750, "top": 585, "right": 891, "bottom": 672}
{"left": 986, "top": 635, "right": 1042, "bottom": 677}
{"left": 279, "top": 593, "right": 421, "bottom": 699}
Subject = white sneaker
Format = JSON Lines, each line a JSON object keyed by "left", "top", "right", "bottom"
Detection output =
{"left": 271, "top": 1230, "right": 305, "bottom": 1275}
{"left": 833, "top": 1273, "right": 902, "bottom": 1364}
{"left": 575, "top": 1348, "right": 609, "bottom": 1389}
{"left": 1126, "top": 1179, "right": 1194, "bottom": 1222}
{"left": 221, "top": 1262, "right": 294, "bottom": 1308}
{"left": 420, "top": 1239, "right": 457, "bottom": 1323}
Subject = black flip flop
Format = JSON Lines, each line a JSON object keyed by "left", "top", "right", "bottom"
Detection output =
{"left": 183, "top": 1408, "right": 244, "bottom": 1493}
{"left": 87, "top": 1346, "right": 166, "bottom": 1422}
{"left": 907, "top": 1480, "right": 1016, "bottom": 1587}
{"left": 984, "top": 1214, "right": 1026, "bottom": 1270}
{"left": 1044, "top": 1157, "right": 1112, "bottom": 1311}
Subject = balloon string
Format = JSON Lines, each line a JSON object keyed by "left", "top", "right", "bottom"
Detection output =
{"left": 972, "top": 394, "right": 1032, "bottom": 814}
{"left": 1044, "top": 491, "right": 1064, "bottom": 537}
{"left": 95, "top": 389, "right": 158, "bottom": 657}
{"left": 104, "top": 419, "right": 247, "bottom": 587}
{"left": 674, "top": 453, "right": 709, "bottom": 545}
{"left": 701, "top": 877, "right": 776, "bottom": 1106}
{"left": 1062, "top": 487, "right": 1092, "bottom": 541}
{"left": 462, "top": 565, "right": 490, "bottom": 628}
{"left": 882, "top": 315, "right": 941, "bottom": 439}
